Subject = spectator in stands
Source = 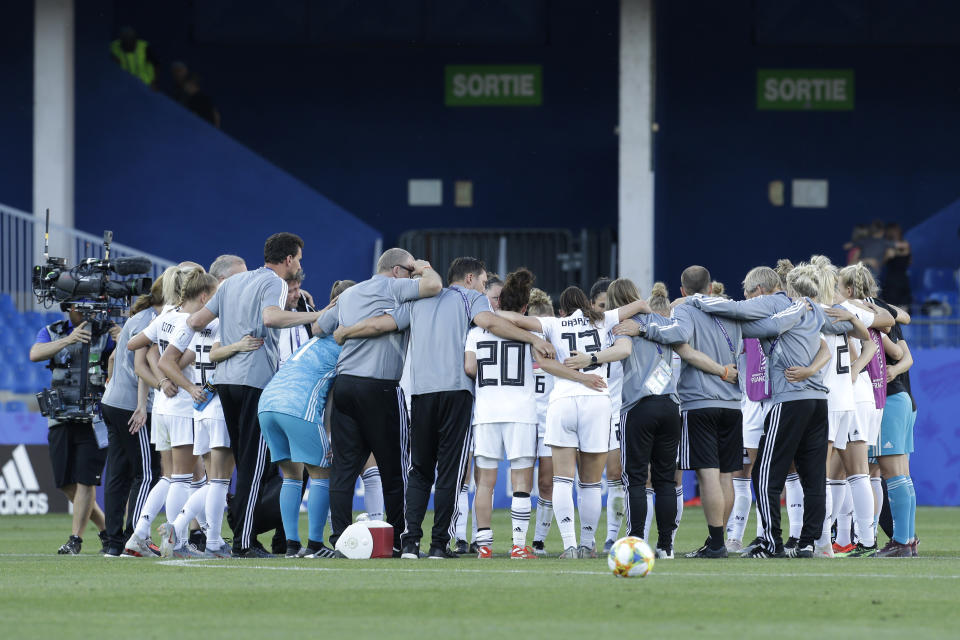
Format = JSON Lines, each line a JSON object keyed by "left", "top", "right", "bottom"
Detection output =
{"left": 183, "top": 73, "right": 221, "bottom": 129}
{"left": 169, "top": 61, "right": 189, "bottom": 104}
{"left": 110, "top": 26, "right": 159, "bottom": 89}
{"left": 883, "top": 223, "right": 913, "bottom": 308}
{"left": 844, "top": 225, "right": 869, "bottom": 266}
{"left": 849, "top": 220, "right": 892, "bottom": 276}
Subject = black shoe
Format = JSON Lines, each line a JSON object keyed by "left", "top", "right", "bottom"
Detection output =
{"left": 304, "top": 543, "right": 336, "bottom": 559}
{"left": 237, "top": 546, "right": 276, "bottom": 558}
{"left": 784, "top": 536, "right": 799, "bottom": 552}
{"left": 400, "top": 542, "right": 420, "bottom": 559}
{"left": 270, "top": 529, "right": 286, "bottom": 556}
{"left": 285, "top": 540, "right": 303, "bottom": 558}
{"left": 98, "top": 530, "right": 109, "bottom": 554}
{"left": 333, "top": 550, "right": 348, "bottom": 559}
{"left": 847, "top": 542, "right": 878, "bottom": 558}
{"left": 684, "top": 537, "right": 728, "bottom": 559}
{"left": 469, "top": 541, "right": 479, "bottom": 554}
{"left": 786, "top": 544, "right": 814, "bottom": 558}
{"left": 741, "top": 536, "right": 764, "bottom": 554}
{"left": 189, "top": 530, "right": 207, "bottom": 552}
{"left": 453, "top": 539, "right": 469, "bottom": 555}
{"left": 102, "top": 546, "right": 122, "bottom": 557}
{"left": 58, "top": 535, "right": 82, "bottom": 555}
{"left": 428, "top": 546, "right": 458, "bottom": 559}
{"left": 743, "top": 545, "right": 785, "bottom": 558}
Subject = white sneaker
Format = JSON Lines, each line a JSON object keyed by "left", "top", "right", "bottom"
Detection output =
{"left": 122, "top": 533, "right": 160, "bottom": 558}
{"left": 157, "top": 523, "right": 177, "bottom": 558}
{"left": 656, "top": 548, "right": 674, "bottom": 559}
{"left": 814, "top": 544, "right": 835, "bottom": 558}
{"left": 725, "top": 539, "right": 743, "bottom": 553}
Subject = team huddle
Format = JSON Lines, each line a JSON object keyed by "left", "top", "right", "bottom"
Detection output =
{"left": 102, "top": 232, "right": 919, "bottom": 561}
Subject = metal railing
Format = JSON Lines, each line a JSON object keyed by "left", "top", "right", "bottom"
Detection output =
{"left": 1, "top": 203, "right": 176, "bottom": 311}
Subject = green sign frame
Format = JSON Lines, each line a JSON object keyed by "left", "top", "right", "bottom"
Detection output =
{"left": 445, "top": 65, "right": 542, "bottom": 107}
{"left": 757, "top": 69, "right": 854, "bottom": 111}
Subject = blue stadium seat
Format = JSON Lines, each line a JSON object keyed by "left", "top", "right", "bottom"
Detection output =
{"left": 923, "top": 291, "right": 959, "bottom": 318}
{"left": 4, "top": 400, "right": 27, "bottom": 413}
{"left": 0, "top": 366, "right": 14, "bottom": 391}
{"left": 0, "top": 293, "right": 15, "bottom": 314}
{"left": 921, "top": 268, "right": 958, "bottom": 292}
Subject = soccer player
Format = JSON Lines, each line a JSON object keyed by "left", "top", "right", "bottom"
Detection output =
{"left": 153, "top": 270, "right": 221, "bottom": 557}
{"left": 187, "top": 233, "right": 324, "bottom": 557}
{"left": 122, "top": 264, "right": 202, "bottom": 556}
{"left": 500, "top": 287, "right": 650, "bottom": 558}
{"left": 528, "top": 288, "right": 556, "bottom": 557}
{"left": 465, "top": 268, "right": 541, "bottom": 559}
{"left": 278, "top": 270, "right": 311, "bottom": 367}
{"left": 254, "top": 279, "right": 356, "bottom": 558}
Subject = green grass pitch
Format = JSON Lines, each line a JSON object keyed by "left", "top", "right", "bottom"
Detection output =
{"left": 1, "top": 506, "right": 958, "bottom": 639}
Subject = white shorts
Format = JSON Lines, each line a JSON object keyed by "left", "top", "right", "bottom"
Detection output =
{"left": 608, "top": 418, "right": 621, "bottom": 451}
{"left": 473, "top": 422, "right": 537, "bottom": 462}
{"left": 830, "top": 410, "right": 861, "bottom": 449}
{"left": 193, "top": 417, "right": 230, "bottom": 455}
{"left": 741, "top": 399, "right": 768, "bottom": 450}
{"left": 537, "top": 435, "right": 551, "bottom": 459}
{"left": 544, "top": 395, "right": 611, "bottom": 454}
{"left": 856, "top": 402, "right": 883, "bottom": 449}
{"left": 152, "top": 414, "right": 194, "bottom": 451}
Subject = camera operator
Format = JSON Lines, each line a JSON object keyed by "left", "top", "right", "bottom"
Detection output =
{"left": 29, "top": 303, "right": 118, "bottom": 554}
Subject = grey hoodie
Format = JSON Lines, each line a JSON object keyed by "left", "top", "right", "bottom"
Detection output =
{"left": 688, "top": 293, "right": 853, "bottom": 405}
{"left": 618, "top": 313, "right": 679, "bottom": 413}
{"left": 642, "top": 303, "right": 743, "bottom": 411}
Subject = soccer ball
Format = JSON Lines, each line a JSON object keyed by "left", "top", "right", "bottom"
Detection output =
{"left": 607, "top": 536, "right": 655, "bottom": 578}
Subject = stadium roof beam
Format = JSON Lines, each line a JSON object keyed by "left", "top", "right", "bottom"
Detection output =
{"left": 33, "top": 0, "right": 75, "bottom": 262}
{"left": 619, "top": 0, "right": 655, "bottom": 292}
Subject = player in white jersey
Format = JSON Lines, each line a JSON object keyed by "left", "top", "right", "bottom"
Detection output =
{"left": 150, "top": 270, "right": 220, "bottom": 557}
{"left": 465, "top": 269, "right": 540, "bottom": 559}
{"left": 501, "top": 286, "right": 651, "bottom": 558}
{"left": 829, "top": 262, "right": 897, "bottom": 556}
{"left": 587, "top": 277, "right": 628, "bottom": 555}
{"left": 122, "top": 264, "right": 204, "bottom": 557}
{"left": 278, "top": 270, "right": 311, "bottom": 367}
{"left": 528, "top": 288, "right": 556, "bottom": 556}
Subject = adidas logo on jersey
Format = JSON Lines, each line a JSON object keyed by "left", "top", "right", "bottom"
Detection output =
{"left": 0, "top": 445, "right": 49, "bottom": 515}
{"left": 883, "top": 441, "right": 894, "bottom": 449}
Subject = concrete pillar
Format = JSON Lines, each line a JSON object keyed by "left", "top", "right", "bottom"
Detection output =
{"left": 33, "top": 0, "right": 75, "bottom": 263}
{"left": 618, "top": 0, "right": 655, "bottom": 293}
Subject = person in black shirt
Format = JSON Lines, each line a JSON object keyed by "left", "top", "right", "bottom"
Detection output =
{"left": 183, "top": 73, "right": 221, "bottom": 129}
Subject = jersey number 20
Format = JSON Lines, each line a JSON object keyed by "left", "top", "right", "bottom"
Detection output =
{"left": 477, "top": 341, "right": 526, "bottom": 388}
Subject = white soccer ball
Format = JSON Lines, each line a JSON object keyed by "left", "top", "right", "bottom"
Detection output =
{"left": 607, "top": 536, "right": 655, "bottom": 578}
{"left": 355, "top": 512, "right": 370, "bottom": 522}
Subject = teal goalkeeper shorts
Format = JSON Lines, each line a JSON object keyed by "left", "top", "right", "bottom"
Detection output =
{"left": 258, "top": 411, "right": 331, "bottom": 467}
{"left": 874, "top": 392, "right": 915, "bottom": 457}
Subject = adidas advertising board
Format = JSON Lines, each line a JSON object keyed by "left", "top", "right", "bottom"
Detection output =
{"left": 0, "top": 445, "right": 69, "bottom": 515}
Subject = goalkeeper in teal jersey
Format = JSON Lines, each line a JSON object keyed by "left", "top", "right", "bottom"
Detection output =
{"left": 258, "top": 280, "right": 353, "bottom": 558}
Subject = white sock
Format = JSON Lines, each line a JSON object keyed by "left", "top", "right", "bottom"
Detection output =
{"left": 605, "top": 479, "right": 625, "bottom": 543}
{"left": 785, "top": 473, "right": 804, "bottom": 539}
{"left": 511, "top": 493, "right": 532, "bottom": 547}
{"left": 577, "top": 481, "right": 602, "bottom": 550}
{"left": 870, "top": 477, "right": 883, "bottom": 538}
{"left": 643, "top": 488, "right": 655, "bottom": 541}
{"left": 848, "top": 474, "right": 876, "bottom": 547}
{"left": 837, "top": 481, "right": 854, "bottom": 547}
{"left": 133, "top": 477, "right": 170, "bottom": 539}
{"left": 188, "top": 474, "right": 207, "bottom": 499}
{"left": 817, "top": 482, "right": 834, "bottom": 548}
{"left": 205, "top": 479, "right": 230, "bottom": 547}
{"left": 476, "top": 527, "right": 493, "bottom": 548}
{"left": 164, "top": 474, "right": 192, "bottom": 526}
{"left": 454, "top": 485, "right": 469, "bottom": 542}
{"left": 726, "top": 477, "right": 752, "bottom": 543}
{"left": 361, "top": 467, "right": 384, "bottom": 521}
{"left": 471, "top": 491, "right": 479, "bottom": 542}
{"left": 174, "top": 484, "right": 209, "bottom": 543}
{"left": 553, "top": 477, "right": 577, "bottom": 550}
{"left": 755, "top": 501, "right": 765, "bottom": 538}
{"left": 827, "top": 479, "right": 845, "bottom": 539}
{"left": 533, "top": 499, "right": 553, "bottom": 543}
{"left": 672, "top": 485, "right": 684, "bottom": 546}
